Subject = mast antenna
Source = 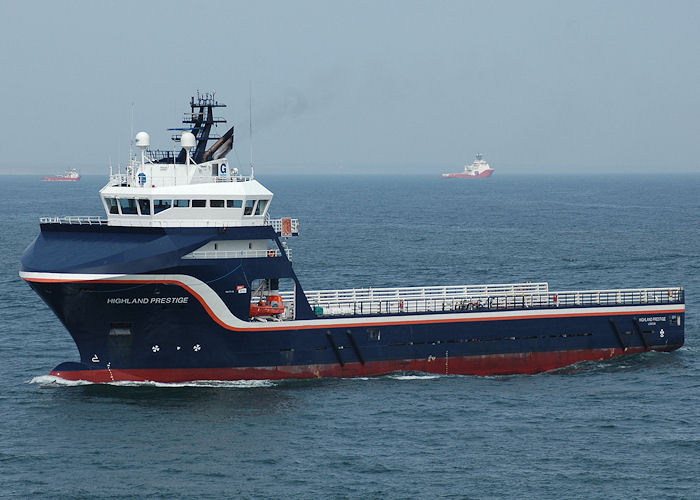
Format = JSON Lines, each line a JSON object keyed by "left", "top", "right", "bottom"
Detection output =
{"left": 129, "top": 102, "right": 134, "bottom": 162}
{"left": 249, "top": 81, "right": 254, "bottom": 180}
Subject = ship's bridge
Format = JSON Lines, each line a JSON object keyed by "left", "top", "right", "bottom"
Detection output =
{"left": 89, "top": 127, "right": 299, "bottom": 230}
{"left": 99, "top": 156, "right": 286, "bottom": 229}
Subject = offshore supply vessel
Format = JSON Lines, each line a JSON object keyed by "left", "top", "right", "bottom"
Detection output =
{"left": 20, "top": 94, "right": 685, "bottom": 383}
{"left": 442, "top": 154, "right": 494, "bottom": 178}
{"left": 41, "top": 168, "right": 81, "bottom": 182}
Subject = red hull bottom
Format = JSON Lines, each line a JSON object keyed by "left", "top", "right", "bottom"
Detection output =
{"left": 49, "top": 347, "right": 674, "bottom": 383}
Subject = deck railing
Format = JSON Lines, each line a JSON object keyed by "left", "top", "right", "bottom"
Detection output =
{"left": 40, "top": 216, "right": 108, "bottom": 225}
{"left": 279, "top": 284, "right": 684, "bottom": 317}
{"left": 183, "top": 248, "right": 291, "bottom": 259}
{"left": 269, "top": 217, "right": 299, "bottom": 235}
{"left": 39, "top": 215, "right": 298, "bottom": 234}
{"left": 108, "top": 173, "right": 252, "bottom": 186}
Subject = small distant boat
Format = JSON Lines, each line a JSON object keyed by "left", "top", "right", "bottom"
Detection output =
{"left": 442, "top": 154, "right": 493, "bottom": 178}
{"left": 41, "top": 168, "right": 81, "bottom": 182}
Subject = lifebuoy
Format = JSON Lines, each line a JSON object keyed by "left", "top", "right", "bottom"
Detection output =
{"left": 267, "top": 249, "right": 276, "bottom": 257}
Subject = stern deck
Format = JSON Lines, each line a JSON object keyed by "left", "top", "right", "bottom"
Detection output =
{"left": 279, "top": 283, "right": 684, "bottom": 319}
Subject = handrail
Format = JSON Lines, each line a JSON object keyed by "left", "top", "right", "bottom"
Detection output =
{"left": 302, "top": 282, "right": 549, "bottom": 302}
{"left": 212, "top": 175, "right": 252, "bottom": 183}
{"left": 40, "top": 216, "right": 108, "bottom": 225}
{"left": 109, "top": 218, "right": 268, "bottom": 228}
{"left": 269, "top": 218, "right": 300, "bottom": 235}
{"left": 109, "top": 173, "right": 252, "bottom": 187}
{"left": 38, "top": 215, "right": 299, "bottom": 232}
{"left": 183, "top": 248, "right": 291, "bottom": 259}
{"left": 280, "top": 285, "right": 684, "bottom": 317}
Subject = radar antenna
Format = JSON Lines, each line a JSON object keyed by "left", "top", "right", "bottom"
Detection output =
{"left": 129, "top": 102, "right": 134, "bottom": 163}
{"left": 153, "top": 92, "right": 234, "bottom": 164}
{"left": 249, "top": 82, "right": 255, "bottom": 180}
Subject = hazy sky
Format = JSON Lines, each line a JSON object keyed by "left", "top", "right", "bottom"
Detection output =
{"left": 1, "top": 0, "right": 698, "bottom": 175}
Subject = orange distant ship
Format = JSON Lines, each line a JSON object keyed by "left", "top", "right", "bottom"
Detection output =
{"left": 442, "top": 154, "right": 493, "bottom": 178}
{"left": 41, "top": 168, "right": 81, "bottom": 182}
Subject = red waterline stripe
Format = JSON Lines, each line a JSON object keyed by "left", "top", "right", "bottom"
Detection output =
{"left": 24, "top": 276, "right": 685, "bottom": 333}
{"left": 49, "top": 347, "right": 670, "bottom": 384}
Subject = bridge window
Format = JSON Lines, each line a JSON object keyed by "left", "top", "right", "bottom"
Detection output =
{"left": 210, "top": 199, "right": 224, "bottom": 208}
{"left": 119, "top": 198, "right": 138, "bottom": 215}
{"left": 255, "top": 199, "right": 268, "bottom": 215}
{"left": 244, "top": 199, "right": 255, "bottom": 215}
{"left": 154, "top": 199, "right": 172, "bottom": 213}
{"left": 227, "top": 200, "right": 242, "bottom": 208}
{"left": 174, "top": 199, "right": 189, "bottom": 208}
{"left": 192, "top": 200, "right": 206, "bottom": 208}
{"left": 137, "top": 199, "right": 151, "bottom": 215}
{"left": 105, "top": 198, "right": 119, "bottom": 214}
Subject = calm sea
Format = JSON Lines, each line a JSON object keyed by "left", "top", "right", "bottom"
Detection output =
{"left": 1, "top": 173, "right": 698, "bottom": 499}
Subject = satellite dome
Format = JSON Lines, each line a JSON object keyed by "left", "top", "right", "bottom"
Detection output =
{"left": 135, "top": 131, "right": 150, "bottom": 148}
{"left": 181, "top": 131, "right": 196, "bottom": 149}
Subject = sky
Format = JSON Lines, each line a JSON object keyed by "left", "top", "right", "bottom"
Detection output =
{"left": 1, "top": 0, "right": 698, "bottom": 175}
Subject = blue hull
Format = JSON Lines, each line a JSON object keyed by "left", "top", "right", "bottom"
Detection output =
{"left": 21, "top": 223, "right": 685, "bottom": 382}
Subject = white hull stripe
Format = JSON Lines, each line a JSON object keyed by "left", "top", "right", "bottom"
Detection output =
{"left": 20, "top": 271, "right": 686, "bottom": 332}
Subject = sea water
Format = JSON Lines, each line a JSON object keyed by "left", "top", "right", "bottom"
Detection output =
{"left": 0, "top": 173, "right": 698, "bottom": 499}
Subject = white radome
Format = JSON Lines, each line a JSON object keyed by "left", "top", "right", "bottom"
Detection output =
{"left": 180, "top": 131, "right": 196, "bottom": 149}
{"left": 135, "top": 131, "right": 150, "bottom": 148}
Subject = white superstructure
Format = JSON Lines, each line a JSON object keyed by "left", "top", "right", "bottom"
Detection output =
{"left": 463, "top": 153, "right": 492, "bottom": 175}
{"left": 100, "top": 152, "right": 274, "bottom": 228}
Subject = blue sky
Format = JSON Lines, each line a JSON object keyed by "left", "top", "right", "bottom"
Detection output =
{"left": 1, "top": 0, "right": 698, "bottom": 174}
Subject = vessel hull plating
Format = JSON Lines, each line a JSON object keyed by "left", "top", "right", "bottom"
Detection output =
{"left": 21, "top": 214, "right": 684, "bottom": 384}
{"left": 50, "top": 347, "right": 673, "bottom": 383}
{"left": 25, "top": 275, "right": 684, "bottom": 383}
